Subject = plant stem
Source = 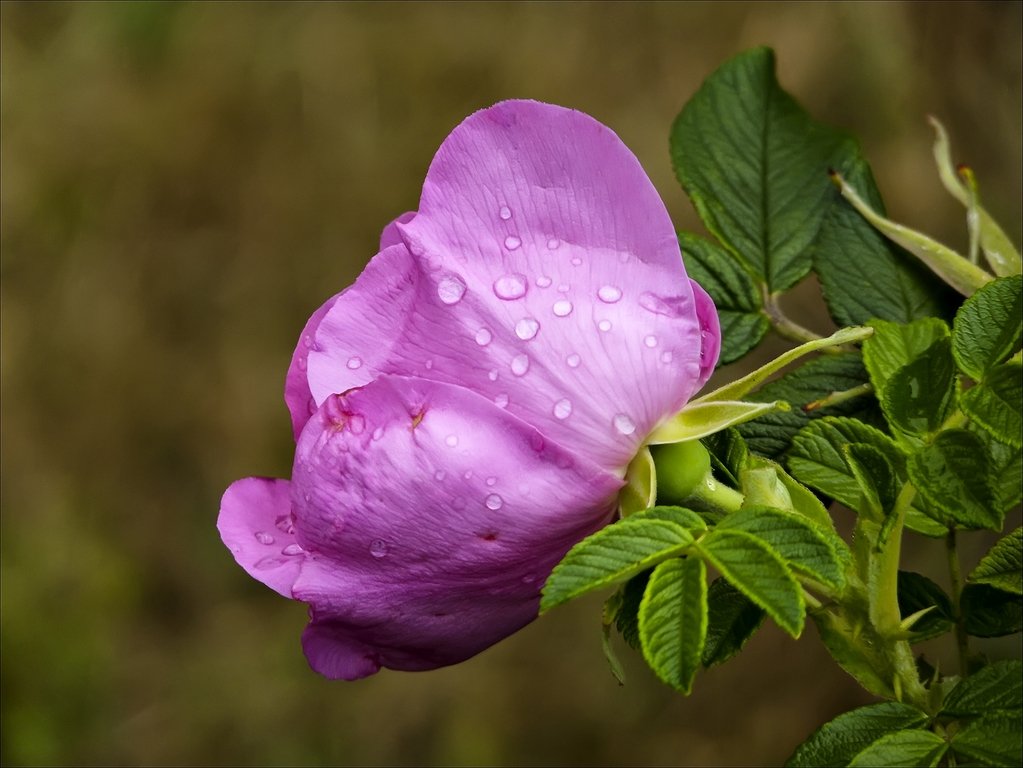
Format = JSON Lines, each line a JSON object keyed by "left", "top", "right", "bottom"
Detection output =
{"left": 762, "top": 290, "right": 833, "bottom": 347}
{"left": 685, "top": 473, "right": 745, "bottom": 515}
{"left": 946, "top": 528, "right": 971, "bottom": 677}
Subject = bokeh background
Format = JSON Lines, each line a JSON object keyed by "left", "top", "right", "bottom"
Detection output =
{"left": 2, "top": 2, "right": 1020, "bottom": 765}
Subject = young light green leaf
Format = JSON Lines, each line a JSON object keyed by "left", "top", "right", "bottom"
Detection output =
{"left": 950, "top": 713, "right": 1023, "bottom": 768}
{"left": 745, "top": 454, "right": 836, "bottom": 531}
{"left": 638, "top": 557, "right": 708, "bottom": 694}
{"left": 952, "top": 274, "right": 1023, "bottom": 381}
{"left": 969, "top": 528, "right": 1023, "bottom": 595}
{"left": 679, "top": 232, "right": 769, "bottom": 365}
{"left": 619, "top": 447, "right": 656, "bottom": 517}
{"left": 897, "top": 571, "right": 954, "bottom": 641}
{"left": 847, "top": 729, "right": 948, "bottom": 767}
{"left": 862, "top": 318, "right": 950, "bottom": 397}
{"left": 960, "top": 362, "right": 1023, "bottom": 449}
{"left": 881, "top": 337, "right": 957, "bottom": 441}
{"left": 670, "top": 46, "right": 852, "bottom": 292}
{"left": 540, "top": 514, "right": 696, "bottom": 612}
{"left": 907, "top": 429, "right": 1001, "bottom": 531}
{"left": 696, "top": 528, "right": 805, "bottom": 637}
{"left": 961, "top": 584, "right": 1023, "bottom": 637}
{"left": 717, "top": 506, "right": 845, "bottom": 590}
{"left": 648, "top": 400, "right": 787, "bottom": 445}
{"left": 701, "top": 578, "right": 764, "bottom": 668}
{"left": 940, "top": 659, "right": 1023, "bottom": 716}
{"left": 786, "top": 701, "right": 930, "bottom": 768}
{"left": 814, "top": 151, "right": 959, "bottom": 327}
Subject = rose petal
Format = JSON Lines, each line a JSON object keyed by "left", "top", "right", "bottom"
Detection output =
{"left": 379, "top": 211, "right": 416, "bottom": 250}
{"left": 286, "top": 375, "right": 621, "bottom": 677}
{"left": 690, "top": 278, "right": 721, "bottom": 388}
{"left": 284, "top": 293, "right": 343, "bottom": 439}
{"left": 218, "top": 477, "right": 303, "bottom": 598}
{"left": 309, "top": 100, "right": 713, "bottom": 472}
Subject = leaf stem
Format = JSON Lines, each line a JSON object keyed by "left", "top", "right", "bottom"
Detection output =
{"left": 946, "top": 528, "right": 971, "bottom": 677}
{"left": 803, "top": 382, "right": 875, "bottom": 412}
{"left": 762, "top": 290, "right": 827, "bottom": 346}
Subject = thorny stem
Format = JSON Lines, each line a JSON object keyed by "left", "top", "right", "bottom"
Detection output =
{"left": 946, "top": 529, "right": 971, "bottom": 677}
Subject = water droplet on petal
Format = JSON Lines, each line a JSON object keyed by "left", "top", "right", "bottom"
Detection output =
{"left": 297, "top": 357, "right": 307, "bottom": 371}
{"left": 494, "top": 393, "right": 509, "bottom": 408}
{"left": 557, "top": 284, "right": 570, "bottom": 293}
{"left": 552, "top": 300, "right": 573, "bottom": 317}
{"left": 424, "top": 359, "right": 434, "bottom": 370}
{"left": 254, "top": 531, "right": 275, "bottom": 545}
{"left": 463, "top": 470, "right": 473, "bottom": 480}
{"left": 499, "top": 205, "right": 512, "bottom": 220}
{"left": 488, "top": 369, "right": 499, "bottom": 382}
{"left": 553, "top": 398, "right": 572, "bottom": 419}
{"left": 566, "top": 353, "right": 581, "bottom": 368}
{"left": 437, "top": 275, "right": 467, "bottom": 305}
{"left": 613, "top": 413, "right": 637, "bottom": 435}
{"left": 303, "top": 334, "right": 314, "bottom": 349}
{"left": 511, "top": 354, "right": 530, "bottom": 376}
{"left": 255, "top": 555, "right": 289, "bottom": 570}
{"left": 369, "top": 539, "right": 388, "bottom": 558}
{"left": 275, "top": 514, "right": 295, "bottom": 534}
{"left": 644, "top": 335, "right": 658, "bottom": 348}
{"left": 372, "top": 427, "right": 384, "bottom": 441}
{"left": 282, "top": 543, "right": 304, "bottom": 556}
{"left": 571, "top": 256, "right": 583, "bottom": 266}
{"left": 598, "top": 285, "right": 622, "bottom": 303}
{"left": 346, "top": 356, "right": 362, "bottom": 370}
{"left": 639, "top": 291, "right": 686, "bottom": 317}
{"left": 486, "top": 476, "right": 498, "bottom": 487}
{"left": 504, "top": 235, "right": 522, "bottom": 251}
{"left": 547, "top": 238, "right": 560, "bottom": 250}
{"left": 536, "top": 275, "right": 552, "bottom": 288}
{"left": 485, "top": 494, "right": 504, "bottom": 511}
{"left": 598, "top": 319, "right": 612, "bottom": 332}
{"left": 494, "top": 274, "right": 528, "bottom": 300}
{"left": 445, "top": 434, "right": 458, "bottom": 448}
{"left": 660, "top": 350, "right": 673, "bottom": 364}
{"left": 434, "top": 469, "right": 446, "bottom": 481}
{"left": 514, "top": 317, "right": 540, "bottom": 340}
{"left": 348, "top": 414, "right": 366, "bottom": 434}
{"left": 475, "top": 328, "right": 493, "bottom": 346}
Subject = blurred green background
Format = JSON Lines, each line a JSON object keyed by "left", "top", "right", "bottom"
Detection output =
{"left": 2, "top": 2, "right": 1020, "bottom": 765}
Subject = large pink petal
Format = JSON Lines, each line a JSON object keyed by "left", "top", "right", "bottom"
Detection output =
{"left": 378, "top": 211, "right": 416, "bottom": 250}
{"left": 284, "top": 293, "right": 343, "bottom": 440}
{"left": 309, "top": 101, "right": 713, "bottom": 472}
{"left": 287, "top": 375, "right": 622, "bottom": 679}
{"left": 690, "top": 278, "right": 721, "bottom": 389}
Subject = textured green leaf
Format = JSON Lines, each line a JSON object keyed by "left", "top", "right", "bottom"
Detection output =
{"left": 541, "top": 514, "right": 696, "bottom": 611}
{"left": 970, "top": 528, "right": 1023, "bottom": 595}
{"left": 844, "top": 442, "right": 899, "bottom": 521}
{"left": 814, "top": 149, "right": 958, "bottom": 327}
{"left": 679, "top": 232, "right": 769, "bottom": 364}
{"left": 941, "top": 659, "right": 1023, "bottom": 716}
{"left": 718, "top": 506, "right": 845, "bottom": 589}
{"left": 702, "top": 428, "right": 749, "bottom": 490}
{"left": 978, "top": 430, "right": 1023, "bottom": 511}
{"left": 961, "top": 362, "right": 1023, "bottom": 449}
{"left": 962, "top": 583, "right": 1023, "bottom": 637}
{"left": 848, "top": 729, "right": 948, "bottom": 767}
{"left": 950, "top": 713, "right": 1023, "bottom": 767}
{"left": 786, "top": 701, "right": 930, "bottom": 768}
{"left": 638, "top": 557, "right": 707, "bottom": 694}
{"left": 907, "top": 429, "right": 1001, "bottom": 531}
{"left": 737, "top": 352, "right": 882, "bottom": 460}
{"left": 881, "top": 337, "right": 957, "bottom": 440}
{"left": 897, "top": 571, "right": 954, "bottom": 641}
{"left": 952, "top": 274, "right": 1023, "bottom": 381}
{"left": 745, "top": 454, "right": 836, "bottom": 531}
{"left": 613, "top": 571, "right": 650, "bottom": 651}
{"left": 701, "top": 578, "right": 764, "bottom": 668}
{"left": 863, "top": 317, "right": 950, "bottom": 396}
{"left": 696, "top": 528, "right": 804, "bottom": 637}
{"left": 670, "top": 47, "right": 851, "bottom": 292}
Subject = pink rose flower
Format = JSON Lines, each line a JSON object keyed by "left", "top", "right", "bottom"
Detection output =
{"left": 219, "top": 100, "right": 720, "bottom": 680}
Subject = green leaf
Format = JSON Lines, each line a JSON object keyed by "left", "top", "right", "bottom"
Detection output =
{"left": 844, "top": 442, "right": 899, "bottom": 521}
{"left": 786, "top": 701, "right": 930, "bottom": 768}
{"left": 541, "top": 513, "right": 697, "bottom": 612}
{"left": 813, "top": 148, "right": 958, "bottom": 327}
{"left": 619, "top": 447, "right": 656, "bottom": 517}
{"left": 941, "top": 659, "right": 1023, "bottom": 716}
{"left": 613, "top": 571, "right": 650, "bottom": 651}
{"left": 952, "top": 274, "right": 1023, "bottom": 381}
{"left": 670, "top": 46, "right": 851, "bottom": 292}
{"left": 979, "top": 431, "right": 1023, "bottom": 511}
{"left": 638, "top": 557, "right": 708, "bottom": 694}
{"left": 950, "top": 713, "right": 1023, "bottom": 767}
{"left": 907, "top": 429, "right": 1001, "bottom": 531}
{"left": 881, "top": 337, "right": 957, "bottom": 441}
{"left": 648, "top": 400, "right": 787, "bottom": 445}
{"left": 897, "top": 571, "right": 954, "bottom": 641}
{"left": 717, "top": 506, "right": 845, "bottom": 590}
{"left": 600, "top": 592, "right": 627, "bottom": 685}
{"left": 970, "top": 528, "right": 1023, "bottom": 595}
{"left": 961, "top": 362, "right": 1023, "bottom": 449}
{"left": 862, "top": 317, "right": 950, "bottom": 396}
{"left": 679, "top": 232, "right": 769, "bottom": 364}
{"left": 745, "top": 454, "right": 836, "bottom": 531}
{"left": 701, "top": 578, "right": 764, "bottom": 668}
{"left": 737, "top": 353, "right": 882, "bottom": 460}
{"left": 696, "top": 528, "right": 804, "bottom": 637}
{"left": 701, "top": 428, "right": 749, "bottom": 490}
{"left": 848, "top": 729, "right": 948, "bottom": 767}
{"left": 962, "top": 583, "right": 1023, "bottom": 637}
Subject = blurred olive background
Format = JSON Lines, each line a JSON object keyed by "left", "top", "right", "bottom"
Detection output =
{"left": 2, "top": 2, "right": 1020, "bottom": 766}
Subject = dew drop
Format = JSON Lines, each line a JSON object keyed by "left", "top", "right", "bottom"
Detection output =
{"left": 369, "top": 539, "right": 388, "bottom": 558}
{"left": 493, "top": 273, "right": 528, "bottom": 300}
{"left": 660, "top": 350, "right": 674, "bottom": 364}
{"left": 639, "top": 291, "right": 686, "bottom": 317}
{"left": 553, "top": 398, "right": 573, "bottom": 420}
{"left": 547, "top": 238, "right": 560, "bottom": 250}
{"left": 598, "top": 319, "right": 612, "bottom": 332}
{"left": 511, "top": 354, "right": 530, "bottom": 376}
{"left": 445, "top": 434, "right": 459, "bottom": 447}
{"left": 644, "top": 335, "right": 658, "bottom": 348}
{"left": 557, "top": 283, "right": 570, "bottom": 293}
{"left": 297, "top": 357, "right": 307, "bottom": 371}
{"left": 494, "top": 393, "right": 509, "bottom": 408}
{"left": 475, "top": 327, "right": 493, "bottom": 346}
{"left": 434, "top": 469, "right": 447, "bottom": 481}
{"left": 566, "top": 353, "right": 581, "bottom": 368}
{"left": 303, "top": 334, "right": 314, "bottom": 349}
{"left": 282, "top": 543, "right": 304, "bottom": 556}
{"left": 348, "top": 414, "right": 366, "bottom": 434}
{"left": 424, "top": 359, "right": 434, "bottom": 370}
{"left": 598, "top": 285, "right": 622, "bottom": 303}
{"left": 552, "top": 300, "right": 573, "bottom": 317}
{"left": 504, "top": 235, "right": 522, "bottom": 251}
{"left": 486, "top": 476, "right": 498, "bottom": 487}
{"left": 536, "top": 275, "right": 552, "bottom": 288}
{"left": 488, "top": 369, "right": 499, "bottom": 382}
{"left": 515, "top": 317, "right": 540, "bottom": 340}
{"left": 275, "top": 514, "right": 295, "bottom": 534}
{"left": 437, "top": 275, "right": 467, "bottom": 305}
{"left": 485, "top": 493, "right": 504, "bottom": 511}
{"left": 254, "top": 531, "right": 275, "bottom": 546}
{"left": 255, "top": 555, "right": 288, "bottom": 570}
{"left": 499, "top": 205, "right": 512, "bottom": 220}
{"left": 346, "top": 356, "right": 362, "bottom": 370}
{"left": 372, "top": 427, "right": 384, "bottom": 441}
{"left": 613, "top": 413, "right": 637, "bottom": 435}
{"left": 463, "top": 470, "right": 473, "bottom": 480}
{"left": 571, "top": 256, "right": 583, "bottom": 266}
